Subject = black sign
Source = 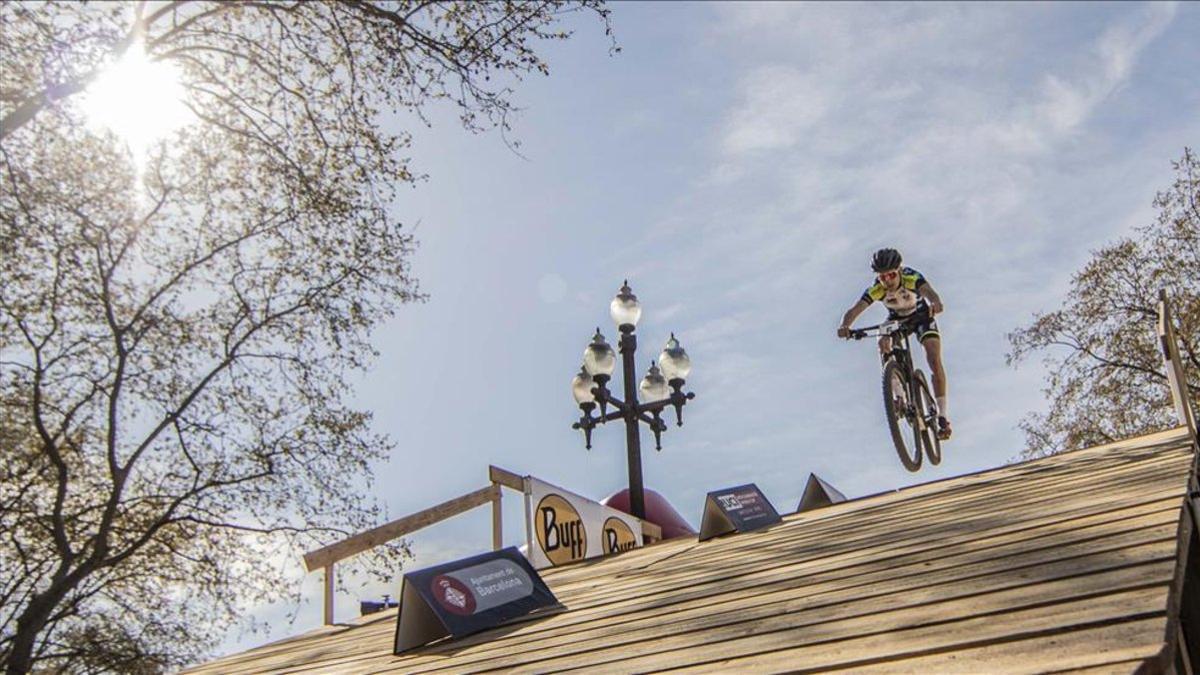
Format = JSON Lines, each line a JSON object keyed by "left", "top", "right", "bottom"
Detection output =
{"left": 393, "top": 547, "right": 562, "bottom": 653}
{"left": 796, "top": 473, "right": 847, "bottom": 513}
{"left": 698, "top": 483, "right": 782, "bottom": 542}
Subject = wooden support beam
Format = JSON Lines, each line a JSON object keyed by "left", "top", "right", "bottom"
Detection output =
{"left": 642, "top": 520, "right": 663, "bottom": 543}
{"left": 492, "top": 487, "right": 503, "bottom": 551}
{"left": 1159, "top": 291, "right": 1198, "bottom": 448}
{"left": 323, "top": 564, "right": 334, "bottom": 626}
{"left": 489, "top": 465, "right": 525, "bottom": 491}
{"left": 303, "top": 484, "right": 500, "bottom": 571}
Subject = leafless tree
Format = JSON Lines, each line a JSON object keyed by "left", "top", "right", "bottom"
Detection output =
{"left": 0, "top": 2, "right": 612, "bottom": 672}
{"left": 1008, "top": 148, "right": 1199, "bottom": 459}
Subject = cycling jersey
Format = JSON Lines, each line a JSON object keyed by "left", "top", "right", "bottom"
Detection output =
{"left": 860, "top": 267, "right": 927, "bottom": 317}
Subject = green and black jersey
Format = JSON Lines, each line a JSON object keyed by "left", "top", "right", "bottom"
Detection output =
{"left": 860, "top": 267, "right": 928, "bottom": 317}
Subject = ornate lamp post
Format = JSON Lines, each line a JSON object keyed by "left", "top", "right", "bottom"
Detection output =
{"left": 571, "top": 281, "right": 695, "bottom": 520}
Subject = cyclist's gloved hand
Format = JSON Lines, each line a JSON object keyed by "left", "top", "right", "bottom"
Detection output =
{"left": 837, "top": 325, "right": 851, "bottom": 338}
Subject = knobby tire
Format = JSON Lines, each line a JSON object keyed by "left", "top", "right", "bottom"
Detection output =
{"left": 913, "top": 370, "right": 942, "bottom": 465}
{"left": 882, "top": 359, "right": 922, "bottom": 472}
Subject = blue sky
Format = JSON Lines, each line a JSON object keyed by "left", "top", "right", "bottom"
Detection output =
{"left": 221, "top": 1, "right": 1199, "bottom": 654}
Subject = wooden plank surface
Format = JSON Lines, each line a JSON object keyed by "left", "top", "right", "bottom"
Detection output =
{"left": 529, "top": 436, "right": 1188, "bottom": 599}
{"left": 397, "top": 503, "right": 1181, "bottom": 661}
{"left": 1044, "top": 658, "right": 1151, "bottom": 674}
{"left": 183, "top": 430, "right": 1194, "bottom": 675}
{"left": 204, "top": 497, "right": 1180, "bottom": 667}
{"left": 199, "top": 466, "right": 1190, "bottom": 667}
{"left": 243, "top": 492, "right": 1182, "bottom": 674}
{"left": 807, "top": 619, "right": 1162, "bottom": 674}
{"left": 246, "top": 511, "right": 1180, "bottom": 667}
{"left": 397, "top": 530, "right": 1178, "bottom": 673}
{"left": 546, "top": 477, "right": 1184, "bottom": 611}
{"left": 555, "top": 445, "right": 1187, "bottom": 580}
{"left": 534, "top": 458, "right": 1183, "bottom": 608}
{"left": 404, "top": 556, "right": 1175, "bottom": 674}
{"left": 272, "top": 524, "right": 1178, "bottom": 675}
{"left": 434, "top": 478, "right": 1186, "bottom": 646}
{"left": 654, "top": 586, "right": 1169, "bottom": 674}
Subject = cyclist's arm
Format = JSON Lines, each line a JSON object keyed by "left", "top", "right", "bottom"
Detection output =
{"left": 839, "top": 299, "right": 870, "bottom": 332}
{"left": 918, "top": 283, "right": 944, "bottom": 315}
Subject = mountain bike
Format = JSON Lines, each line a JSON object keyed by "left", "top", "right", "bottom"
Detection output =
{"left": 845, "top": 307, "right": 942, "bottom": 472}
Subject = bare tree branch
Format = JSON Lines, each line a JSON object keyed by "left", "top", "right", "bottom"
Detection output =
{"left": 1008, "top": 147, "right": 1200, "bottom": 459}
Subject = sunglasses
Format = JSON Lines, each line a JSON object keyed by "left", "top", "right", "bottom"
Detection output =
{"left": 878, "top": 270, "right": 899, "bottom": 282}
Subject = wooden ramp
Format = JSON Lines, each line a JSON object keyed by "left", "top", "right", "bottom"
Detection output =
{"left": 185, "top": 427, "right": 1196, "bottom": 674}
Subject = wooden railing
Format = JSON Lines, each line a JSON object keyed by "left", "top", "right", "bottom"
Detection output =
{"left": 1154, "top": 291, "right": 1199, "bottom": 670}
{"left": 302, "top": 484, "right": 501, "bottom": 625}
{"left": 302, "top": 465, "right": 660, "bottom": 625}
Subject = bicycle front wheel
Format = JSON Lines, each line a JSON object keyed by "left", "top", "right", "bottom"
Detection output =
{"left": 882, "top": 360, "right": 922, "bottom": 472}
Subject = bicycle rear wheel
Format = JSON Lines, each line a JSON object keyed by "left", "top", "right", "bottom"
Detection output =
{"left": 913, "top": 370, "right": 941, "bottom": 465}
{"left": 882, "top": 360, "right": 922, "bottom": 472}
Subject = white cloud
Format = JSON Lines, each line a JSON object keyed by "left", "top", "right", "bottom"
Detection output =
{"left": 716, "top": 2, "right": 1176, "bottom": 173}
{"left": 1099, "top": 3, "right": 1178, "bottom": 82}
{"left": 698, "top": 3, "right": 1181, "bottom": 276}
{"left": 622, "top": 2, "right": 1190, "bottom": 503}
{"left": 722, "top": 66, "right": 829, "bottom": 155}
{"left": 653, "top": 301, "right": 684, "bottom": 322}
{"left": 1034, "top": 3, "right": 1177, "bottom": 136}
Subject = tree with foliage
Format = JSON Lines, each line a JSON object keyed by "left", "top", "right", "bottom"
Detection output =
{"left": 1008, "top": 148, "right": 1199, "bottom": 459}
{"left": 0, "top": 2, "right": 611, "bottom": 672}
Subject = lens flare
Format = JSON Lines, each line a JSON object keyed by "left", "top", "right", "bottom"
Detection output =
{"left": 81, "top": 40, "right": 192, "bottom": 158}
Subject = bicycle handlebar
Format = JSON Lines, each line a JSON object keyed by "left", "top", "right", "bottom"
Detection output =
{"left": 843, "top": 306, "right": 932, "bottom": 341}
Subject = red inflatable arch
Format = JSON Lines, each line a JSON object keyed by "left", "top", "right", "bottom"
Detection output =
{"left": 601, "top": 487, "right": 696, "bottom": 540}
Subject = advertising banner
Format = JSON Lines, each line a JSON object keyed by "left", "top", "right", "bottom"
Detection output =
{"left": 699, "top": 483, "right": 782, "bottom": 541}
{"left": 393, "top": 547, "right": 561, "bottom": 653}
{"left": 526, "top": 477, "right": 644, "bottom": 569}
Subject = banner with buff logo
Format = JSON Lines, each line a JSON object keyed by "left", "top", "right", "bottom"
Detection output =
{"left": 526, "top": 477, "right": 644, "bottom": 569}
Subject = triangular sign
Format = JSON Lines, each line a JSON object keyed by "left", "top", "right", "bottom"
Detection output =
{"left": 698, "top": 483, "right": 781, "bottom": 542}
{"left": 796, "top": 473, "right": 847, "bottom": 513}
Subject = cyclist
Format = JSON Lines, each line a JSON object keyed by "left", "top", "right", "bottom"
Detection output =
{"left": 837, "top": 248, "right": 952, "bottom": 440}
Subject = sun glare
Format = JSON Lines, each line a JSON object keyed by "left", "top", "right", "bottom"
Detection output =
{"left": 81, "top": 41, "right": 192, "bottom": 158}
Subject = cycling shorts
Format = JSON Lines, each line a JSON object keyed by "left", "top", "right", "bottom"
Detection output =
{"left": 888, "top": 309, "right": 940, "bottom": 343}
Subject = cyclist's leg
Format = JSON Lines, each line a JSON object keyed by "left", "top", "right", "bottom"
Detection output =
{"left": 878, "top": 311, "right": 899, "bottom": 362}
{"left": 919, "top": 332, "right": 951, "bottom": 438}
{"left": 921, "top": 335, "right": 946, "bottom": 402}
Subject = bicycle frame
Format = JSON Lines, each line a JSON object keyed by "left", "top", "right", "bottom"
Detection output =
{"left": 847, "top": 315, "right": 922, "bottom": 369}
